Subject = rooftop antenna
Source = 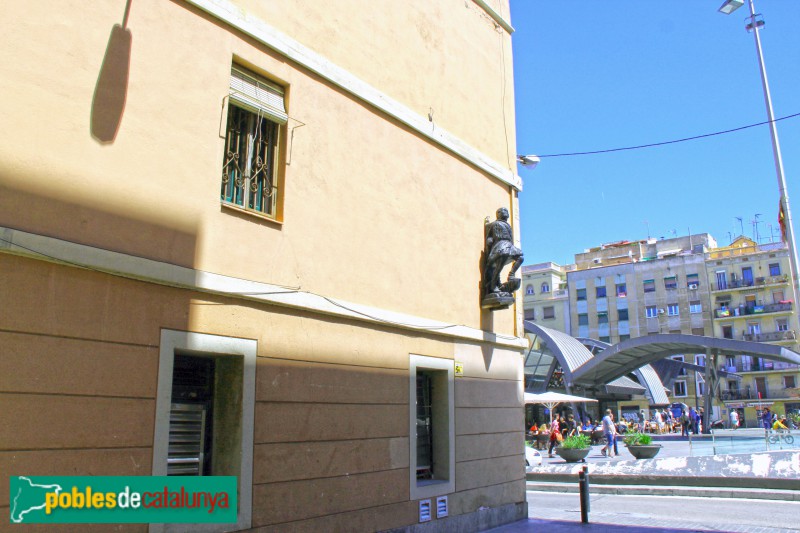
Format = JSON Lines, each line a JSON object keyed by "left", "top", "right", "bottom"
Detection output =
{"left": 752, "top": 213, "right": 762, "bottom": 242}
{"left": 644, "top": 220, "right": 650, "bottom": 240}
{"left": 735, "top": 216, "right": 744, "bottom": 236}
{"left": 727, "top": 231, "right": 733, "bottom": 244}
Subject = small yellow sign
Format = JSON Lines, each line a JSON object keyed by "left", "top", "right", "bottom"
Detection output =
{"left": 454, "top": 362, "right": 464, "bottom": 376}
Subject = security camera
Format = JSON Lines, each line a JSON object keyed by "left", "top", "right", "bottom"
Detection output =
{"left": 517, "top": 154, "right": 540, "bottom": 169}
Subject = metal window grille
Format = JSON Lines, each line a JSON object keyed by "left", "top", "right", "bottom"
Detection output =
{"left": 221, "top": 105, "right": 279, "bottom": 216}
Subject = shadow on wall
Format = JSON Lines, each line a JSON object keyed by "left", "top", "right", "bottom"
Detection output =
{"left": 91, "top": 0, "right": 133, "bottom": 144}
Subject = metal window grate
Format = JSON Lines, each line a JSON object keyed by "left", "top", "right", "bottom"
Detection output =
{"left": 167, "top": 403, "right": 207, "bottom": 476}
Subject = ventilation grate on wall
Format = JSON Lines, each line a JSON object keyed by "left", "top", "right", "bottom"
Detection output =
{"left": 419, "top": 499, "right": 431, "bottom": 522}
{"left": 436, "top": 496, "right": 448, "bottom": 518}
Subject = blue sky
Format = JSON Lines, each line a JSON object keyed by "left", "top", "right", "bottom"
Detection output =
{"left": 511, "top": 1, "right": 800, "bottom": 266}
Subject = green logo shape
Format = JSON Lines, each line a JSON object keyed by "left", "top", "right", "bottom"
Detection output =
{"left": 9, "top": 476, "right": 237, "bottom": 524}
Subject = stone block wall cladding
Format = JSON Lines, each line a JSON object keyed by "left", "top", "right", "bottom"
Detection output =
{"left": 0, "top": 254, "right": 527, "bottom": 531}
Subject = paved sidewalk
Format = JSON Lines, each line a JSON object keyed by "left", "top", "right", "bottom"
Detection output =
{"left": 490, "top": 518, "right": 719, "bottom": 532}
{"left": 489, "top": 517, "right": 796, "bottom": 533}
{"left": 510, "top": 438, "right": 800, "bottom": 532}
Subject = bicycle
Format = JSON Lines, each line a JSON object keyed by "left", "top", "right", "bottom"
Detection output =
{"left": 767, "top": 430, "right": 794, "bottom": 445}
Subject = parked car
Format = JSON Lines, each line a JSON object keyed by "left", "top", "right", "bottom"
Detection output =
{"left": 525, "top": 446, "right": 542, "bottom": 471}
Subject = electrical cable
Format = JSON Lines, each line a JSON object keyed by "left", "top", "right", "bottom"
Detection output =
{"left": 1, "top": 236, "right": 524, "bottom": 341}
{"left": 0, "top": 236, "right": 301, "bottom": 293}
{"left": 534, "top": 111, "right": 800, "bottom": 158}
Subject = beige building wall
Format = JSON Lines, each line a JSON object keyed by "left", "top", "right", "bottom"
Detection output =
{"left": 705, "top": 237, "right": 800, "bottom": 426}
{"left": 0, "top": 1, "right": 527, "bottom": 530}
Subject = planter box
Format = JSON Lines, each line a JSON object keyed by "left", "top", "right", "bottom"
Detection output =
{"left": 626, "top": 444, "right": 662, "bottom": 459}
{"left": 555, "top": 447, "right": 591, "bottom": 463}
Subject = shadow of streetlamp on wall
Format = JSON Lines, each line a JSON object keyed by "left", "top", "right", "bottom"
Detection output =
{"left": 91, "top": 0, "right": 132, "bottom": 144}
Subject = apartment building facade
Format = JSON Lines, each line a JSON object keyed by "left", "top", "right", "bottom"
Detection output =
{"left": 706, "top": 237, "right": 800, "bottom": 426}
{"left": 0, "top": 1, "right": 528, "bottom": 530}
{"left": 522, "top": 233, "right": 800, "bottom": 425}
{"left": 521, "top": 263, "right": 570, "bottom": 334}
{"left": 567, "top": 236, "right": 716, "bottom": 344}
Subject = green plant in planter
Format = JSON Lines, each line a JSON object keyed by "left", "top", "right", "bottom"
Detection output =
{"left": 560, "top": 434, "right": 591, "bottom": 449}
{"left": 623, "top": 432, "right": 653, "bottom": 446}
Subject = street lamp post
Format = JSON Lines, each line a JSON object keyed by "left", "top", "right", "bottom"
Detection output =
{"left": 719, "top": 0, "right": 800, "bottom": 319}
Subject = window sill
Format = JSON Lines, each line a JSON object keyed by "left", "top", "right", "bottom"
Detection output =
{"left": 417, "top": 479, "right": 449, "bottom": 488}
{"left": 221, "top": 201, "right": 283, "bottom": 225}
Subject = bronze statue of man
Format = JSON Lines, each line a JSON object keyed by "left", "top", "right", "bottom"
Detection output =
{"left": 482, "top": 207, "right": 524, "bottom": 309}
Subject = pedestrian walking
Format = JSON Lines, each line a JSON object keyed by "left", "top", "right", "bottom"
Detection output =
{"left": 548, "top": 416, "right": 561, "bottom": 458}
{"left": 729, "top": 409, "right": 739, "bottom": 429}
{"left": 600, "top": 409, "right": 617, "bottom": 458}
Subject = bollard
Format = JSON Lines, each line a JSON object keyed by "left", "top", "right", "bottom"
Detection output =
{"left": 578, "top": 465, "right": 589, "bottom": 523}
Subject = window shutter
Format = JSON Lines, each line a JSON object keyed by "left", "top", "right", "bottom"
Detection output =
{"left": 230, "top": 67, "right": 288, "bottom": 124}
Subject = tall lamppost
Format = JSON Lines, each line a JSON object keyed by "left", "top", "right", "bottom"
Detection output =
{"left": 719, "top": 0, "right": 800, "bottom": 319}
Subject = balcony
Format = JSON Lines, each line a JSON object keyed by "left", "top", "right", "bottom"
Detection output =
{"left": 714, "top": 301, "right": 793, "bottom": 319}
{"left": 742, "top": 330, "right": 797, "bottom": 343}
{"left": 720, "top": 359, "right": 799, "bottom": 373}
{"left": 720, "top": 388, "right": 800, "bottom": 401}
{"left": 711, "top": 274, "right": 789, "bottom": 292}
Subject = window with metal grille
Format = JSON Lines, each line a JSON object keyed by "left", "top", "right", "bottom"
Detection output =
{"left": 221, "top": 66, "right": 285, "bottom": 219}
{"left": 416, "top": 372, "right": 434, "bottom": 481}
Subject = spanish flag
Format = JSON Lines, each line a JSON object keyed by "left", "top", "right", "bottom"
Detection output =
{"left": 779, "top": 199, "right": 787, "bottom": 242}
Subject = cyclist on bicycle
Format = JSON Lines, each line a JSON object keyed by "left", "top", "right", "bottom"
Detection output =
{"left": 772, "top": 416, "right": 789, "bottom": 431}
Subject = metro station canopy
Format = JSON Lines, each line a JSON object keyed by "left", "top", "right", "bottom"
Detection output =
{"left": 576, "top": 333, "right": 800, "bottom": 385}
{"left": 524, "top": 322, "right": 800, "bottom": 403}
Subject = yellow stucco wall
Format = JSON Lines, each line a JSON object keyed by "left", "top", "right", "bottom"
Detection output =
{"left": 0, "top": 0, "right": 518, "bottom": 333}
